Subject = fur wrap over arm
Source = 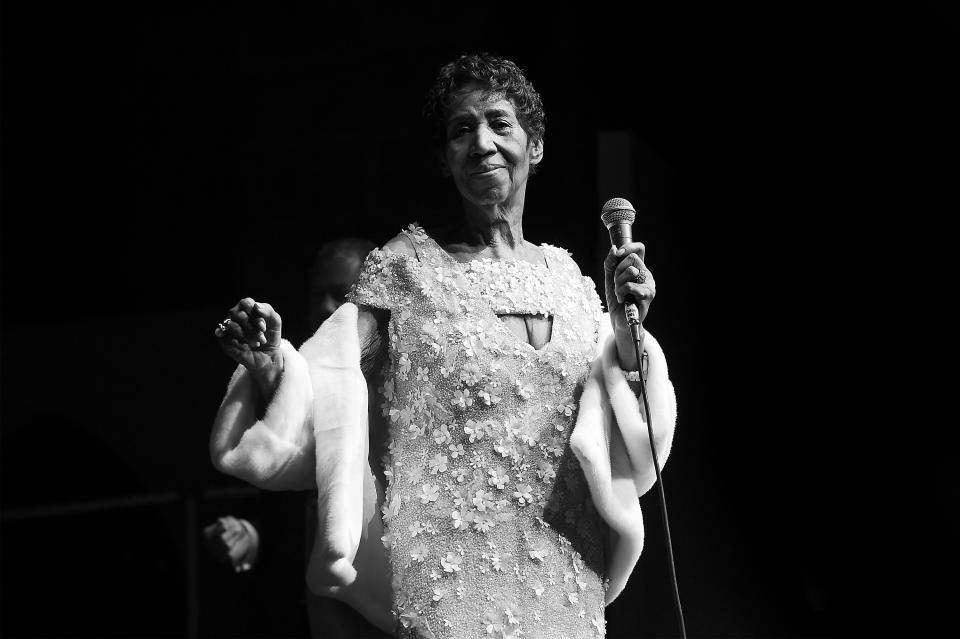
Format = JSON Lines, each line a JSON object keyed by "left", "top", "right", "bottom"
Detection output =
{"left": 210, "top": 338, "right": 316, "bottom": 490}
{"left": 209, "top": 304, "right": 393, "bottom": 632}
{"left": 570, "top": 314, "right": 678, "bottom": 605}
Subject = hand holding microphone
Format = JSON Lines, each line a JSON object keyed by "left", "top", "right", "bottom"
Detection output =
{"left": 601, "top": 197, "right": 656, "bottom": 368}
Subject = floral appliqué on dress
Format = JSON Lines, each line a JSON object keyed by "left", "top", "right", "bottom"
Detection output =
{"left": 349, "top": 224, "right": 608, "bottom": 639}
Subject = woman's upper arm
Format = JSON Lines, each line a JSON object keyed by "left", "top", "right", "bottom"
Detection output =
{"left": 356, "top": 305, "right": 388, "bottom": 378}
{"left": 353, "top": 232, "right": 417, "bottom": 377}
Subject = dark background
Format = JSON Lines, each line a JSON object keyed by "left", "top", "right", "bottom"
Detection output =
{"left": 1, "top": 2, "right": 956, "bottom": 638}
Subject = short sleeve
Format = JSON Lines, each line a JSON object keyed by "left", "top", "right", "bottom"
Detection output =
{"left": 347, "top": 247, "right": 416, "bottom": 312}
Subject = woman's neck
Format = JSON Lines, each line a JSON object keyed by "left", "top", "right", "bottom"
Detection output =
{"left": 447, "top": 200, "right": 535, "bottom": 262}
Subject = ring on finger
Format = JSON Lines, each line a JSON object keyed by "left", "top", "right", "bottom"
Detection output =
{"left": 215, "top": 318, "right": 231, "bottom": 334}
{"left": 633, "top": 267, "right": 647, "bottom": 284}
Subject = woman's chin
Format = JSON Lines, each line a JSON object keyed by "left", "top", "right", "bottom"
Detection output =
{"left": 463, "top": 186, "right": 511, "bottom": 207}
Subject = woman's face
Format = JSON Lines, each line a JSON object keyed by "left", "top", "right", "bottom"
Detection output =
{"left": 441, "top": 85, "right": 543, "bottom": 209}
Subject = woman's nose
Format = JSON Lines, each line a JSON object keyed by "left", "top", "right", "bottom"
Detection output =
{"left": 470, "top": 124, "right": 496, "bottom": 156}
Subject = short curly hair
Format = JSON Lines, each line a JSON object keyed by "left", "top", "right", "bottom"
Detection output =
{"left": 422, "top": 53, "right": 546, "bottom": 151}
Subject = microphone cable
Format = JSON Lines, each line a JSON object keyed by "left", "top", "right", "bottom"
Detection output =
{"left": 633, "top": 334, "right": 687, "bottom": 638}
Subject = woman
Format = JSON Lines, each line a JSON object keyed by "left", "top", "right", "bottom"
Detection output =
{"left": 212, "top": 53, "right": 676, "bottom": 638}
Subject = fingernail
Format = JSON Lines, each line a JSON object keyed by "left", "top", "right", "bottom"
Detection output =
{"left": 257, "top": 332, "right": 266, "bottom": 345}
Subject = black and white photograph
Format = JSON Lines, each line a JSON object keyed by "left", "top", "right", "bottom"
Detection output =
{"left": 1, "top": 3, "right": 956, "bottom": 638}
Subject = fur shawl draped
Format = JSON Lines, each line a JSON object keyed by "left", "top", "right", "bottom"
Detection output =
{"left": 210, "top": 303, "right": 676, "bottom": 631}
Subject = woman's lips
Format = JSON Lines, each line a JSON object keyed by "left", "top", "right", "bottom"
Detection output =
{"left": 471, "top": 165, "right": 505, "bottom": 176}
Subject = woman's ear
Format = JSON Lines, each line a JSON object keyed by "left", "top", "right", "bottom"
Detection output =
{"left": 529, "top": 138, "right": 544, "bottom": 166}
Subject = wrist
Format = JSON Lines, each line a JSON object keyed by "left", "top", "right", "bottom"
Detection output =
{"left": 614, "top": 326, "right": 645, "bottom": 370}
{"left": 252, "top": 359, "right": 283, "bottom": 401}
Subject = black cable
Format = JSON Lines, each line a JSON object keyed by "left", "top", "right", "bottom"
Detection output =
{"left": 633, "top": 335, "right": 687, "bottom": 638}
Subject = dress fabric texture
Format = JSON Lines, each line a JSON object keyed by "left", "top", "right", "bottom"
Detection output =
{"left": 348, "top": 224, "right": 610, "bottom": 639}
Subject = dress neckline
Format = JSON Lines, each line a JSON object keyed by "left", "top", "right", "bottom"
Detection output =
{"left": 405, "top": 224, "right": 560, "bottom": 354}
{"left": 410, "top": 224, "right": 552, "bottom": 272}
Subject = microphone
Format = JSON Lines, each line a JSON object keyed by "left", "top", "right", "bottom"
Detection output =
{"left": 602, "top": 197, "right": 688, "bottom": 638}
{"left": 601, "top": 197, "right": 643, "bottom": 343}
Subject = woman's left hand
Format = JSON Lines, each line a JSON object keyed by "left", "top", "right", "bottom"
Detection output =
{"left": 604, "top": 241, "right": 656, "bottom": 370}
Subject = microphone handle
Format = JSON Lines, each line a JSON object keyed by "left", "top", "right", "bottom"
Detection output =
{"left": 609, "top": 227, "right": 644, "bottom": 344}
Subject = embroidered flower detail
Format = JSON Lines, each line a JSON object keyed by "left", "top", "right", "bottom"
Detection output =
{"left": 408, "top": 422, "right": 426, "bottom": 438}
{"left": 463, "top": 419, "right": 486, "bottom": 442}
{"left": 592, "top": 614, "right": 605, "bottom": 635}
{"left": 449, "top": 443, "right": 466, "bottom": 459}
{"left": 428, "top": 454, "right": 448, "bottom": 475}
{"left": 381, "top": 379, "right": 395, "bottom": 401}
{"left": 410, "top": 543, "right": 428, "bottom": 562}
{"left": 516, "top": 381, "right": 534, "bottom": 400}
{"left": 490, "top": 552, "right": 506, "bottom": 572}
{"left": 409, "top": 521, "right": 425, "bottom": 537}
{"left": 477, "top": 383, "right": 502, "bottom": 406}
{"left": 381, "top": 531, "right": 396, "bottom": 549}
{"left": 419, "top": 484, "right": 440, "bottom": 504}
{"left": 513, "top": 484, "right": 534, "bottom": 506}
{"left": 405, "top": 464, "right": 424, "bottom": 486}
{"left": 397, "top": 353, "right": 411, "bottom": 377}
{"left": 473, "top": 514, "right": 495, "bottom": 533}
{"left": 566, "top": 592, "right": 580, "bottom": 606}
{"left": 556, "top": 396, "right": 576, "bottom": 417}
{"left": 432, "top": 587, "right": 449, "bottom": 602}
{"left": 416, "top": 366, "right": 429, "bottom": 382}
{"left": 488, "top": 467, "right": 509, "bottom": 490}
{"left": 429, "top": 569, "right": 441, "bottom": 581}
{"left": 472, "top": 490, "right": 495, "bottom": 512}
{"left": 433, "top": 424, "right": 452, "bottom": 445}
{"left": 459, "top": 362, "right": 483, "bottom": 386}
{"left": 536, "top": 462, "right": 556, "bottom": 482}
{"left": 483, "top": 610, "right": 504, "bottom": 636}
{"left": 382, "top": 493, "right": 401, "bottom": 521}
{"left": 451, "top": 509, "right": 471, "bottom": 530}
{"left": 528, "top": 545, "right": 550, "bottom": 562}
{"left": 452, "top": 388, "right": 472, "bottom": 409}
{"left": 530, "top": 579, "right": 545, "bottom": 598}
{"left": 440, "top": 552, "right": 462, "bottom": 573}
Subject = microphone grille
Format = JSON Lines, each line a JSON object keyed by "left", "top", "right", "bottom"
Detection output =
{"left": 600, "top": 197, "right": 636, "bottom": 228}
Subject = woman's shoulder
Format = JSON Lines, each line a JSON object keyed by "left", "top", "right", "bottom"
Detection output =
{"left": 540, "top": 242, "right": 583, "bottom": 274}
{"left": 381, "top": 223, "right": 431, "bottom": 261}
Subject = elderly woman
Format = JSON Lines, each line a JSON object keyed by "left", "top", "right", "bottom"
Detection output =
{"left": 212, "top": 53, "right": 676, "bottom": 639}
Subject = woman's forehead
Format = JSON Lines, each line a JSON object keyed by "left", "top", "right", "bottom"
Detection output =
{"left": 446, "top": 88, "right": 515, "bottom": 119}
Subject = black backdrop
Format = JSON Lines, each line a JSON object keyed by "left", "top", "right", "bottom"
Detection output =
{"left": 1, "top": 2, "right": 957, "bottom": 638}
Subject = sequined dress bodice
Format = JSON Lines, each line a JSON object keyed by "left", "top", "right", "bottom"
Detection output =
{"left": 348, "top": 224, "right": 609, "bottom": 638}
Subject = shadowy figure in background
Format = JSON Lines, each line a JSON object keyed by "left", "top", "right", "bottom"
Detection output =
{"left": 203, "top": 237, "right": 382, "bottom": 638}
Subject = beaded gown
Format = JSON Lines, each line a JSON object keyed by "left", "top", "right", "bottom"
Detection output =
{"left": 348, "top": 224, "right": 610, "bottom": 639}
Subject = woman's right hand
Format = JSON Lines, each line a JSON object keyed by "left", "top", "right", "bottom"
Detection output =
{"left": 215, "top": 297, "right": 284, "bottom": 400}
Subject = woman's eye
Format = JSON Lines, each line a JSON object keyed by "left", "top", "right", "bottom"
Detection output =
{"left": 451, "top": 124, "right": 472, "bottom": 138}
{"left": 492, "top": 120, "right": 511, "bottom": 130}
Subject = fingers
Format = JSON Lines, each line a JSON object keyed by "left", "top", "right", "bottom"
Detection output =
{"left": 613, "top": 249, "right": 645, "bottom": 280}
{"left": 230, "top": 299, "right": 265, "bottom": 347}
{"left": 250, "top": 301, "right": 282, "bottom": 347}
{"left": 616, "top": 270, "right": 656, "bottom": 304}
{"left": 214, "top": 298, "right": 283, "bottom": 350}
